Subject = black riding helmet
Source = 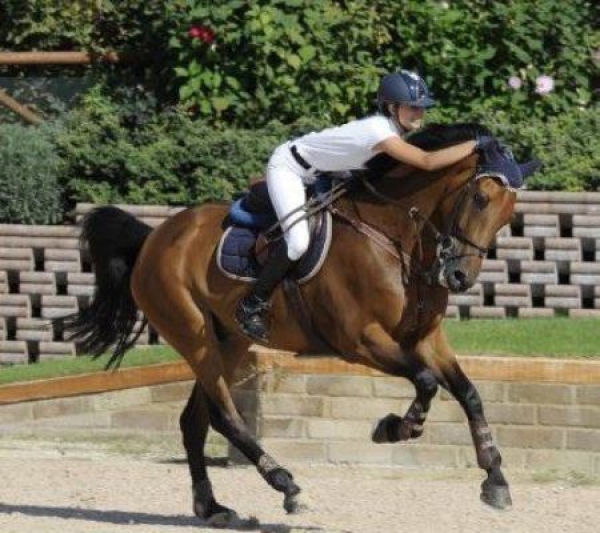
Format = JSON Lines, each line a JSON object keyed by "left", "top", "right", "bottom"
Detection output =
{"left": 377, "top": 70, "right": 436, "bottom": 113}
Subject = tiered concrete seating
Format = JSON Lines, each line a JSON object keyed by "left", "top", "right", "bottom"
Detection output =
{"left": 0, "top": 248, "right": 34, "bottom": 271}
{"left": 544, "top": 237, "right": 582, "bottom": 262}
{"left": 40, "top": 295, "right": 78, "bottom": 320}
{"left": 19, "top": 272, "right": 57, "bottom": 296}
{"left": 479, "top": 259, "right": 509, "bottom": 283}
{"left": 523, "top": 214, "right": 560, "bottom": 238}
{"left": 569, "top": 262, "right": 600, "bottom": 286}
{"left": 448, "top": 283, "right": 483, "bottom": 309}
{"left": 0, "top": 294, "right": 30, "bottom": 318}
{"left": 44, "top": 248, "right": 81, "bottom": 273}
{"left": 0, "top": 271, "right": 7, "bottom": 294}
{"left": 0, "top": 340, "right": 28, "bottom": 364}
{"left": 519, "top": 261, "right": 558, "bottom": 285}
{"left": 495, "top": 237, "right": 534, "bottom": 260}
{"left": 493, "top": 283, "right": 532, "bottom": 309}
{"left": 15, "top": 318, "right": 53, "bottom": 342}
{"left": 544, "top": 285, "right": 581, "bottom": 310}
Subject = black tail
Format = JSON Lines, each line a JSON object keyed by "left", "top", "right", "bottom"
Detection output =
{"left": 59, "top": 206, "right": 153, "bottom": 369}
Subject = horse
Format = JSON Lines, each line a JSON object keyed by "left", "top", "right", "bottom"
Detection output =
{"left": 60, "top": 124, "right": 539, "bottom": 527}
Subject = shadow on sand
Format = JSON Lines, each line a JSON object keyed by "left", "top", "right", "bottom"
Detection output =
{"left": 0, "top": 502, "right": 335, "bottom": 532}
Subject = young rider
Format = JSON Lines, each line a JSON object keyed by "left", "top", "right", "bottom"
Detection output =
{"left": 236, "top": 69, "right": 492, "bottom": 342}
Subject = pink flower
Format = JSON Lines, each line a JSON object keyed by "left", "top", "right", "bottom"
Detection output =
{"left": 188, "top": 25, "right": 215, "bottom": 44}
{"left": 535, "top": 75, "right": 554, "bottom": 95}
{"left": 508, "top": 76, "right": 522, "bottom": 90}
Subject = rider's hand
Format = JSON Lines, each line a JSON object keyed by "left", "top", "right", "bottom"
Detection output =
{"left": 474, "top": 135, "right": 496, "bottom": 153}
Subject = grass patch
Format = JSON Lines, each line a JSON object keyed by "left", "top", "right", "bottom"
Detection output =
{"left": 0, "top": 318, "right": 598, "bottom": 386}
{"left": 446, "top": 318, "right": 600, "bottom": 359}
{"left": 0, "top": 346, "right": 179, "bottom": 385}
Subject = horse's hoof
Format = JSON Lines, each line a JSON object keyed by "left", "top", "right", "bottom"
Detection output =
{"left": 205, "top": 509, "right": 260, "bottom": 529}
{"left": 480, "top": 479, "right": 512, "bottom": 510}
{"left": 372, "top": 413, "right": 402, "bottom": 443}
{"left": 284, "top": 490, "right": 310, "bottom": 514}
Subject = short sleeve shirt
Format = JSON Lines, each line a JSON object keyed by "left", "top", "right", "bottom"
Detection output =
{"left": 293, "top": 115, "right": 403, "bottom": 172}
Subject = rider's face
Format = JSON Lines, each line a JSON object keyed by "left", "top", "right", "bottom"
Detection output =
{"left": 395, "top": 105, "right": 426, "bottom": 132}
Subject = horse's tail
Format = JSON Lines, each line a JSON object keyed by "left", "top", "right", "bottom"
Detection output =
{"left": 59, "top": 206, "right": 153, "bottom": 369}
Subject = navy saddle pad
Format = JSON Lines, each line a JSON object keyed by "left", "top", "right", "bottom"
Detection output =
{"left": 217, "top": 181, "right": 332, "bottom": 284}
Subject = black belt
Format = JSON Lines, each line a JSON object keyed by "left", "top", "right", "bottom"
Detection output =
{"left": 290, "top": 145, "right": 312, "bottom": 170}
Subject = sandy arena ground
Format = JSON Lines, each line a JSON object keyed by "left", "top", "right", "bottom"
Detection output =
{"left": 0, "top": 438, "right": 598, "bottom": 533}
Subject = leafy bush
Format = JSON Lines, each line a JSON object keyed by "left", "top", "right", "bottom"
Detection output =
{"left": 482, "top": 105, "right": 600, "bottom": 191}
{"left": 167, "top": 0, "right": 599, "bottom": 126}
{"left": 51, "top": 94, "right": 600, "bottom": 216}
{"left": 53, "top": 90, "right": 327, "bottom": 207}
{"left": 0, "top": 123, "right": 62, "bottom": 224}
{"left": 2, "top": 1, "right": 597, "bottom": 128}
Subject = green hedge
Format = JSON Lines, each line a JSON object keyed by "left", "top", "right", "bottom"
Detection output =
{"left": 52, "top": 90, "right": 327, "bottom": 207}
{"left": 1, "top": 1, "right": 598, "bottom": 127}
{"left": 1, "top": 101, "right": 598, "bottom": 222}
{"left": 0, "top": 123, "right": 62, "bottom": 224}
{"left": 168, "top": 0, "right": 599, "bottom": 126}
{"left": 48, "top": 96, "right": 600, "bottom": 211}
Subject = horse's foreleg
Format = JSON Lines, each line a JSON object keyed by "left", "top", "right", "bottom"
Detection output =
{"left": 443, "top": 361, "right": 512, "bottom": 509}
{"left": 372, "top": 367, "right": 439, "bottom": 443}
{"left": 431, "top": 330, "right": 512, "bottom": 510}
{"left": 361, "top": 324, "right": 439, "bottom": 444}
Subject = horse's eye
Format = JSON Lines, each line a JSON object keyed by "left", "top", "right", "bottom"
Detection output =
{"left": 473, "top": 191, "right": 489, "bottom": 210}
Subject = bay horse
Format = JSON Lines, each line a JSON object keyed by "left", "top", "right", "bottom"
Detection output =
{"left": 61, "top": 124, "right": 538, "bottom": 527}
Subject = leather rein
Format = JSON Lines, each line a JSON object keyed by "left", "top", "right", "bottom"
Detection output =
{"left": 342, "top": 173, "right": 490, "bottom": 285}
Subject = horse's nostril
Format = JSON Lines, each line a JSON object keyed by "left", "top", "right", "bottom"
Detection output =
{"left": 454, "top": 270, "right": 467, "bottom": 284}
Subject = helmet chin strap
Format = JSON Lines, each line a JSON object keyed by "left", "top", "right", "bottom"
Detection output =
{"left": 388, "top": 104, "right": 405, "bottom": 135}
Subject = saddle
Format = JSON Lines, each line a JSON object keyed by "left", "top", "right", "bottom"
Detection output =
{"left": 217, "top": 180, "right": 332, "bottom": 284}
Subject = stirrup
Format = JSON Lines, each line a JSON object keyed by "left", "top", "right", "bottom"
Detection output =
{"left": 236, "top": 296, "right": 271, "bottom": 342}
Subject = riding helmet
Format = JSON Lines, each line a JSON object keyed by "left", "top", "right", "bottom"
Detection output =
{"left": 377, "top": 70, "right": 436, "bottom": 112}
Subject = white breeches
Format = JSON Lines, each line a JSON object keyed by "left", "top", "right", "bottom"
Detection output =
{"left": 266, "top": 142, "right": 316, "bottom": 261}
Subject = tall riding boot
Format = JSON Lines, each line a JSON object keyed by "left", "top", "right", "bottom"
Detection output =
{"left": 236, "top": 242, "right": 296, "bottom": 342}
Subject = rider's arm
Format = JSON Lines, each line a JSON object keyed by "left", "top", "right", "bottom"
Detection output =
{"left": 373, "top": 135, "right": 477, "bottom": 172}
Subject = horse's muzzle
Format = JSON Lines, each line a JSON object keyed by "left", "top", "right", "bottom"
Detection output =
{"left": 444, "top": 264, "right": 471, "bottom": 293}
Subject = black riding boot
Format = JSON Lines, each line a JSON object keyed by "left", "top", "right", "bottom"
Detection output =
{"left": 236, "top": 242, "right": 296, "bottom": 342}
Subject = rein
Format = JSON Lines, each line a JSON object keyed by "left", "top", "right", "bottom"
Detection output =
{"left": 357, "top": 173, "right": 489, "bottom": 285}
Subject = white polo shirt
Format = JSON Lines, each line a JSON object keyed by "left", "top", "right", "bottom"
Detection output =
{"left": 293, "top": 115, "right": 404, "bottom": 172}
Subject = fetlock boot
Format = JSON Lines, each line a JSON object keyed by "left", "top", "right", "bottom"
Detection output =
{"left": 236, "top": 242, "right": 296, "bottom": 342}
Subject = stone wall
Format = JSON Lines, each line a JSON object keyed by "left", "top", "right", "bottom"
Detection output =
{"left": 1, "top": 354, "right": 599, "bottom": 473}
{"left": 1, "top": 192, "right": 599, "bottom": 363}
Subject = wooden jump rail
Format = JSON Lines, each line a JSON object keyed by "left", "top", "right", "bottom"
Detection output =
{"left": 0, "top": 51, "right": 124, "bottom": 65}
{"left": 0, "top": 51, "right": 125, "bottom": 124}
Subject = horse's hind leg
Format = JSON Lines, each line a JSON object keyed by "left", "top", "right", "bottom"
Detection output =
{"left": 140, "top": 285, "right": 304, "bottom": 518}
{"left": 180, "top": 382, "right": 238, "bottom": 526}
{"left": 202, "top": 335, "right": 305, "bottom": 514}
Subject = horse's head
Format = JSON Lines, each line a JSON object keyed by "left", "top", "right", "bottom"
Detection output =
{"left": 432, "top": 140, "right": 541, "bottom": 292}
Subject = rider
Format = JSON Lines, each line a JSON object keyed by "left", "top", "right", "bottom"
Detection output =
{"left": 236, "top": 69, "right": 491, "bottom": 342}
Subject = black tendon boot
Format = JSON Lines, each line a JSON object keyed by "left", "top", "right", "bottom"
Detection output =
{"left": 236, "top": 242, "right": 297, "bottom": 342}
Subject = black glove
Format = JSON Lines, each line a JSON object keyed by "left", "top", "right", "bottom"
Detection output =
{"left": 474, "top": 135, "right": 496, "bottom": 153}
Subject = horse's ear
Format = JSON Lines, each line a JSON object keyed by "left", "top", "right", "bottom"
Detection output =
{"left": 519, "top": 159, "right": 542, "bottom": 180}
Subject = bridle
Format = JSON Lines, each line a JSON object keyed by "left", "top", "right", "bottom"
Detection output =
{"left": 359, "top": 173, "right": 491, "bottom": 285}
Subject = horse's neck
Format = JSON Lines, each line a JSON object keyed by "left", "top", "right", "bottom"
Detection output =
{"left": 344, "top": 158, "right": 475, "bottom": 247}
